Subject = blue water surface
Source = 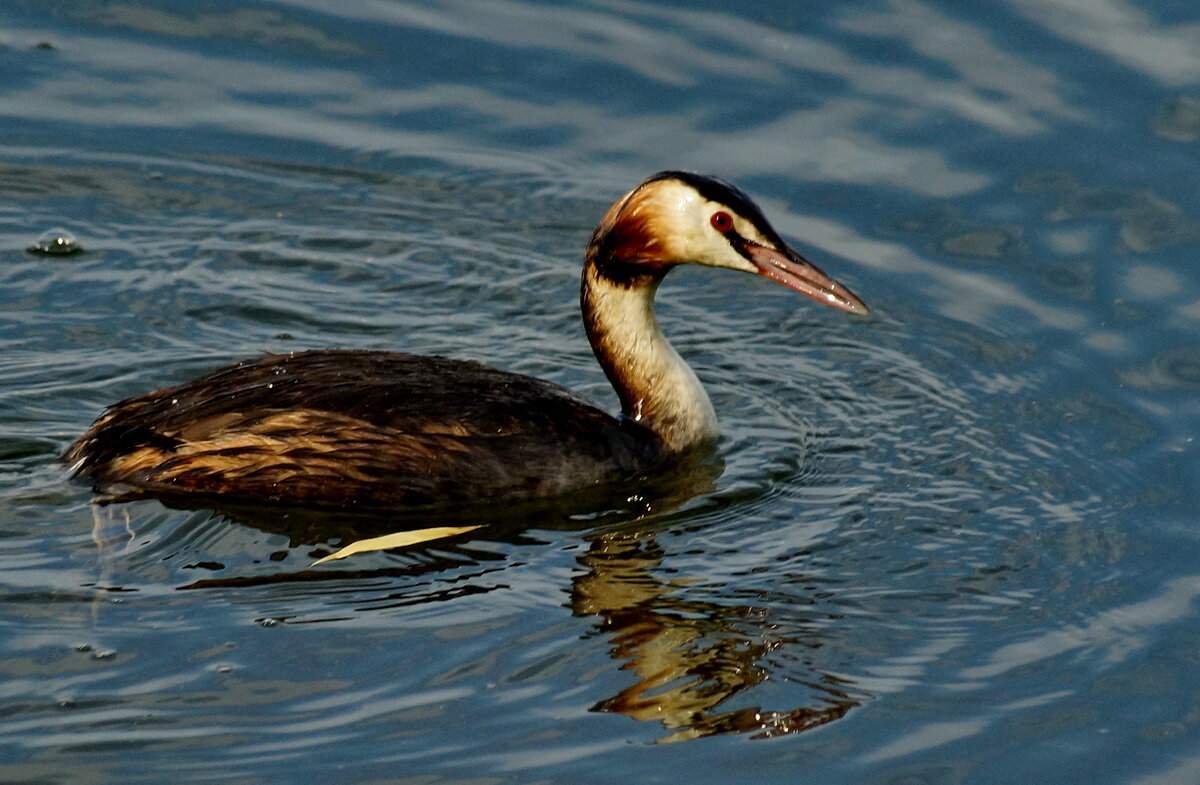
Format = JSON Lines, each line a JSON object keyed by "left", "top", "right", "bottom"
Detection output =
{"left": 1, "top": 1, "right": 1198, "bottom": 783}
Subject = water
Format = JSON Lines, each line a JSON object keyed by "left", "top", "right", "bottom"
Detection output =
{"left": 1, "top": 1, "right": 1198, "bottom": 782}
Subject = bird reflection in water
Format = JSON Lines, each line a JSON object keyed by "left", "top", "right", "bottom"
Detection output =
{"left": 573, "top": 527, "right": 860, "bottom": 741}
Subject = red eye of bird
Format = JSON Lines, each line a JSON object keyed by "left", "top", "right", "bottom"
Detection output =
{"left": 710, "top": 211, "right": 733, "bottom": 232}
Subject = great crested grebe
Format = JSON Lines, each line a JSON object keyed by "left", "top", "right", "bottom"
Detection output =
{"left": 64, "top": 172, "right": 867, "bottom": 508}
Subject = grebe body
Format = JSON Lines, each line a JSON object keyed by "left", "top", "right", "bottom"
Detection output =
{"left": 66, "top": 350, "right": 657, "bottom": 506}
{"left": 64, "top": 172, "right": 867, "bottom": 508}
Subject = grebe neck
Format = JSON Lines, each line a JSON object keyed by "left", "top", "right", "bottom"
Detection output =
{"left": 581, "top": 259, "right": 718, "bottom": 455}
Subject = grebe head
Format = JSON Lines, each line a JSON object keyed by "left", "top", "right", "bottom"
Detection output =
{"left": 589, "top": 171, "right": 868, "bottom": 315}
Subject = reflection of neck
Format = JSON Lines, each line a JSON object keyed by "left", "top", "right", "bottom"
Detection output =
{"left": 572, "top": 531, "right": 738, "bottom": 741}
{"left": 581, "top": 261, "right": 718, "bottom": 454}
{"left": 572, "top": 529, "right": 863, "bottom": 741}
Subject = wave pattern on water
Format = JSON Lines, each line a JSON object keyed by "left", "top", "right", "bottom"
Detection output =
{"left": 0, "top": 0, "right": 1198, "bottom": 781}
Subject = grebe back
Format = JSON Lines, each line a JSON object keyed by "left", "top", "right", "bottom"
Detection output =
{"left": 64, "top": 172, "right": 867, "bottom": 507}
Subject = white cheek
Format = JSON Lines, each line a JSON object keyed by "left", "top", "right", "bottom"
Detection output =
{"left": 717, "top": 247, "right": 759, "bottom": 274}
{"left": 686, "top": 232, "right": 756, "bottom": 272}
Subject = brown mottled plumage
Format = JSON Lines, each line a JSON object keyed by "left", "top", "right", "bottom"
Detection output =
{"left": 64, "top": 350, "right": 655, "bottom": 506}
{"left": 64, "top": 172, "right": 867, "bottom": 508}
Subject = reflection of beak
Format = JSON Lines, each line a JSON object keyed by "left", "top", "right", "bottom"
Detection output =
{"left": 744, "top": 243, "right": 869, "bottom": 315}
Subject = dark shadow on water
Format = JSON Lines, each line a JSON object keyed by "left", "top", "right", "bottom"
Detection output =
{"left": 87, "top": 449, "right": 724, "bottom": 581}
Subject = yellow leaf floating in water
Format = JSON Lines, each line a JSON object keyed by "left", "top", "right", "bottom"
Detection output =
{"left": 312, "top": 525, "right": 482, "bottom": 565}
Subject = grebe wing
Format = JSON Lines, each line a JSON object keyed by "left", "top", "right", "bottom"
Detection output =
{"left": 65, "top": 350, "right": 656, "bottom": 506}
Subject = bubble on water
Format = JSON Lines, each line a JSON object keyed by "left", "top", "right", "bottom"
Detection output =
{"left": 27, "top": 227, "right": 82, "bottom": 255}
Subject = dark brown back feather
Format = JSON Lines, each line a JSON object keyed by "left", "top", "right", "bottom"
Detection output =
{"left": 64, "top": 350, "right": 664, "bottom": 507}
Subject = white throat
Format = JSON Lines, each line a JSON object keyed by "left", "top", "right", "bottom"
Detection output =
{"left": 582, "top": 264, "right": 718, "bottom": 454}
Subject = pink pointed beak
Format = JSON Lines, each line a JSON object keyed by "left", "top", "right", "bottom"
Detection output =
{"left": 744, "top": 243, "right": 869, "bottom": 315}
